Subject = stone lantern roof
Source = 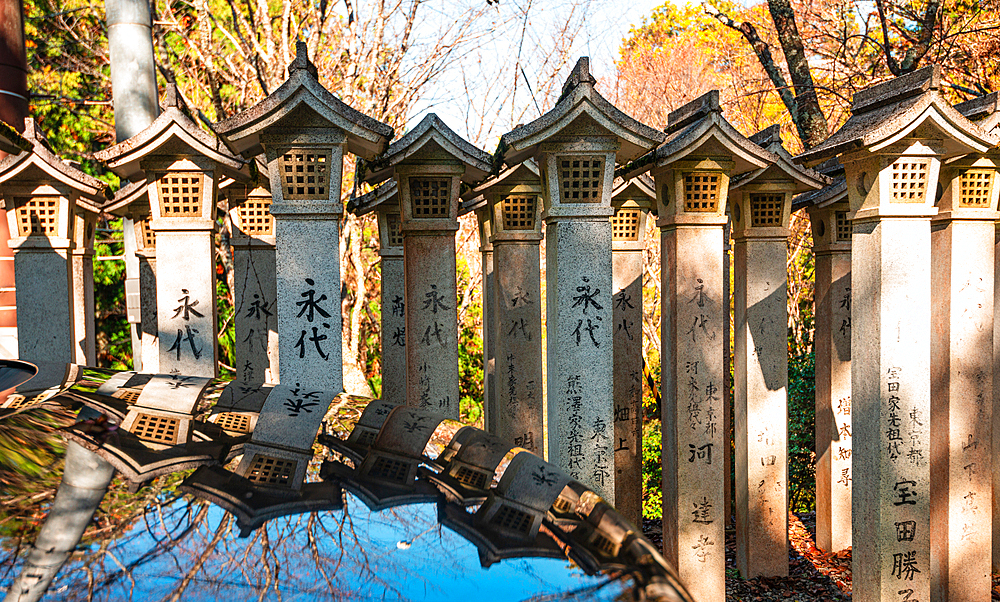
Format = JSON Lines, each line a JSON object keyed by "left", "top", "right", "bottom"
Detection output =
{"left": 729, "top": 124, "right": 830, "bottom": 194}
{"left": 458, "top": 159, "right": 540, "bottom": 216}
{"left": 0, "top": 118, "right": 109, "bottom": 204}
{"left": 363, "top": 113, "right": 492, "bottom": 185}
{"left": 345, "top": 179, "right": 397, "bottom": 216}
{"left": 620, "top": 91, "right": 780, "bottom": 180}
{"left": 611, "top": 173, "right": 655, "bottom": 204}
{"left": 0, "top": 120, "right": 31, "bottom": 155}
{"left": 102, "top": 179, "right": 148, "bottom": 216}
{"left": 499, "top": 57, "right": 665, "bottom": 166}
{"left": 215, "top": 41, "right": 394, "bottom": 161}
{"left": 795, "top": 66, "right": 998, "bottom": 165}
{"left": 955, "top": 92, "right": 1000, "bottom": 135}
{"left": 94, "top": 85, "right": 248, "bottom": 183}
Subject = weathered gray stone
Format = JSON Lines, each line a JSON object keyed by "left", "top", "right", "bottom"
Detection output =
{"left": 227, "top": 183, "right": 278, "bottom": 385}
{"left": 806, "top": 196, "right": 853, "bottom": 554}
{"left": 611, "top": 175, "right": 654, "bottom": 529}
{"left": 476, "top": 207, "right": 496, "bottom": 434}
{"left": 929, "top": 156, "right": 997, "bottom": 601}
{"left": 70, "top": 210, "right": 97, "bottom": 365}
{"left": 0, "top": 119, "right": 108, "bottom": 365}
{"left": 499, "top": 58, "right": 662, "bottom": 503}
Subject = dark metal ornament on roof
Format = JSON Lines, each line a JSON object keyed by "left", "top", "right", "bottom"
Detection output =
{"left": 215, "top": 41, "right": 393, "bottom": 161}
{"left": 499, "top": 57, "right": 665, "bottom": 166}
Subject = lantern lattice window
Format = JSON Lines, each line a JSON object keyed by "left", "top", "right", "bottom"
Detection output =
{"left": 611, "top": 208, "right": 641, "bottom": 241}
{"left": 158, "top": 173, "right": 203, "bottom": 216}
{"left": 959, "top": 169, "right": 994, "bottom": 208}
{"left": 15, "top": 197, "right": 59, "bottom": 237}
{"left": 410, "top": 178, "right": 450, "bottom": 217}
{"left": 560, "top": 157, "right": 602, "bottom": 203}
{"left": 836, "top": 211, "right": 851, "bottom": 241}
{"left": 386, "top": 213, "right": 404, "bottom": 246}
{"left": 683, "top": 174, "right": 720, "bottom": 212}
{"left": 113, "top": 388, "right": 142, "bottom": 404}
{"left": 237, "top": 197, "right": 273, "bottom": 235}
{"left": 551, "top": 497, "right": 574, "bottom": 514}
{"left": 369, "top": 455, "right": 410, "bottom": 484}
{"left": 280, "top": 151, "right": 329, "bottom": 200}
{"left": 214, "top": 412, "right": 251, "bottom": 432}
{"left": 890, "top": 160, "right": 930, "bottom": 203}
{"left": 247, "top": 454, "right": 295, "bottom": 486}
{"left": 502, "top": 195, "right": 537, "bottom": 230}
{"left": 490, "top": 505, "right": 533, "bottom": 534}
{"left": 356, "top": 429, "right": 377, "bottom": 448}
{"left": 750, "top": 194, "right": 783, "bottom": 227}
{"left": 138, "top": 218, "right": 155, "bottom": 250}
{"left": 592, "top": 532, "right": 617, "bottom": 556}
{"left": 454, "top": 465, "right": 490, "bottom": 489}
{"left": 4, "top": 394, "right": 31, "bottom": 409}
{"left": 131, "top": 413, "right": 180, "bottom": 445}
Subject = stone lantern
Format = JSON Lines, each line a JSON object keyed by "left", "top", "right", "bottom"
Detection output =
{"left": 796, "top": 66, "right": 998, "bottom": 602}
{"left": 215, "top": 41, "right": 392, "bottom": 481}
{"left": 617, "top": 90, "right": 780, "bottom": 597}
{"left": 463, "top": 160, "right": 544, "bottom": 453}
{"left": 0, "top": 118, "right": 109, "bottom": 364}
{"left": 103, "top": 180, "right": 158, "bottom": 372}
{"left": 729, "top": 124, "right": 827, "bottom": 579}
{"left": 221, "top": 169, "right": 278, "bottom": 386}
{"left": 363, "top": 114, "right": 491, "bottom": 420}
{"left": 497, "top": 58, "right": 664, "bottom": 502}
{"left": 609, "top": 174, "right": 654, "bottom": 529}
{"left": 96, "top": 86, "right": 249, "bottom": 378}
{"left": 797, "top": 170, "right": 852, "bottom": 554}
{"left": 347, "top": 180, "right": 406, "bottom": 405}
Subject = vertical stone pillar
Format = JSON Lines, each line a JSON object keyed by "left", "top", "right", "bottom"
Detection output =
{"left": 929, "top": 157, "right": 997, "bottom": 601}
{"left": 476, "top": 207, "right": 497, "bottom": 431}
{"left": 486, "top": 170, "right": 544, "bottom": 454}
{"left": 70, "top": 208, "right": 98, "bottom": 364}
{"left": 227, "top": 184, "right": 278, "bottom": 384}
{"left": 542, "top": 150, "right": 617, "bottom": 501}
{"left": 611, "top": 195, "right": 650, "bottom": 528}
{"left": 266, "top": 143, "right": 345, "bottom": 391}
{"left": 147, "top": 159, "right": 219, "bottom": 377}
{"left": 845, "top": 149, "right": 937, "bottom": 602}
{"left": 723, "top": 221, "right": 732, "bottom": 526}
{"left": 121, "top": 214, "right": 143, "bottom": 370}
{"left": 807, "top": 200, "right": 852, "bottom": 553}
{"left": 134, "top": 214, "right": 158, "bottom": 373}
{"left": 398, "top": 164, "right": 462, "bottom": 419}
{"left": 995, "top": 220, "right": 1000, "bottom": 574}
{"left": 5, "top": 195, "right": 75, "bottom": 363}
{"left": 657, "top": 161, "right": 730, "bottom": 602}
{"left": 376, "top": 205, "right": 405, "bottom": 404}
{"left": 731, "top": 185, "right": 792, "bottom": 578}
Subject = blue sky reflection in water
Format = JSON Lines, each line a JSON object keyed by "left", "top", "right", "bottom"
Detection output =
{"left": 4, "top": 495, "right": 626, "bottom": 601}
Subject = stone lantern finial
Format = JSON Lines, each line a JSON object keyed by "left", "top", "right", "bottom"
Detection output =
{"left": 289, "top": 40, "right": 318, "bottom": 78}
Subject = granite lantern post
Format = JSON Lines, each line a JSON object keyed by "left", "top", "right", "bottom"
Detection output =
{"left": 801, "top": 176, "right": 853, "bottom": 554}
{"left": 609, "top": 174, "right": 654, "bottom": 528}
{"left": 364, "top": 114, "right": 491, "bottom": 421}
{"left": 928, "top": 149, "right": 998, "bottom": 601}
{"left": 0, "top": 118, "right": 108, "bottom": 364}
{"left": 224, "top": 177, "right": 279, "bottom": 385}
{"left": 475, "top": 204, "right": 497, "bottom": 433}
{"left": 70, "top": 200, "right": 102, "bottom": 364}
{"left": 216, "top": 41, "right": 392, "bottom": 396}
{"left": 215, "top": 41, "right": 393, "bottom": 478}
{"left": 347, "top": 180, "right": 406, "bottom": 405}
{"left": 103, "top": 181, "right": 158, "bottom": 373}
{"left": 795, "top": 66, "right": 997, "bottom": 602}
{"left": 498, "top": 58, "right": 663, "bottom": 501}
{"left": 953, "top": 91, "right": 1000, "bottom": 574}
{"left": 465, "top": 160, "right": 545, "bottom": 453}
{"left": 96, "top": 87, "right": 248, "bottom": 377}
{"left": 619, "top": 91, "right": 775, "bottom": 601}
{"left": 730, "top": 124, "right": 827, "bottom": 578}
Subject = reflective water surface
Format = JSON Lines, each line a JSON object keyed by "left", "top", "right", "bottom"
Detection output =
{"left": 0, "top": 363, "right": 692, "bottom": 601}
